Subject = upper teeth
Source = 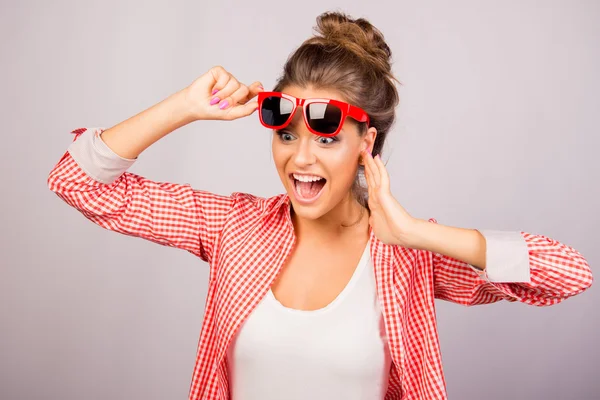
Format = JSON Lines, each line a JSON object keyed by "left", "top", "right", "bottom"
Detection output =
{"left": 293, "top": 173, "right": 324, "bottom": 182}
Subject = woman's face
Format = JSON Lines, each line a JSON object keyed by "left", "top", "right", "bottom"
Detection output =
{"left": 271, "top": 85, "right": 377, "bottom": 221}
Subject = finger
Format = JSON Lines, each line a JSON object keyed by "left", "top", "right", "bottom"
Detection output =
{"left": 374, "top": 154, "right": 390, "bottom": 190}
{"left": 209, "top": 66, "right": 230, "bottom": 95}
{"left": 361, "top": 150, "right": 372, "bottom": 187}
{"left": 371, "top": 154, "right": 382, "bottom": 187}
{"left": 363, "top": 161, "right": 372, "bottom": 197}
{"left": 241, "top": 81, "right": 265, "bottom": 103}
{"left": 227, "top": 85, "right": 250, "bottom": 106}
{"left": 223, "top": 100, "right": 260, "bottom": 120}
{"left": 364, "top": 153, "right": 380, "bottom": 203}
{"left": 363, "top": 157, "right": 371, "bottom": 192}
{"left": 364, "top": 150, "right": 380, "bottom": 187}
{"left": 362, "top": 153, "right": 378, "bottom": 207}
{"left": 212, "top": 78, "right": 241, "bottom": 110}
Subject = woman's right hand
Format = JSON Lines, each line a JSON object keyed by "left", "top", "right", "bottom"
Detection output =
{"left": 183, "top": 65, "right": 264, "bottom": 122}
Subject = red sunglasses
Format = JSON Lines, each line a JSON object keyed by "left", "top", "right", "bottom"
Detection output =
{"left": 257, "top": 91, "right": 370, "bottom": 137}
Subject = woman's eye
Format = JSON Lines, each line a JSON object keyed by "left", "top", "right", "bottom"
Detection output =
{"left": 317, "top": 136, "right": 337, "bottom": 145}
{"left": 276, "top": 131, "right": 295, "bottom": 141}
{"left": 275, "top": 130, "right": 337, "bottom": 145}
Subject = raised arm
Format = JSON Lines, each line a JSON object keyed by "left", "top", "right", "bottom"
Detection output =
{"left": 359, "top": 145, "right": 593, "bottom": 307}
{"left": 417, "top": 218, "right": 593, "bottom": 307}
{"left": 48, "top": 66, "right": 264, "bottom": 263}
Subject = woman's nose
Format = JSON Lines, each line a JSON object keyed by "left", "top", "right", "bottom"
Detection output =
{"left": 292, "top": 139, "right": 317, "bottom": 166}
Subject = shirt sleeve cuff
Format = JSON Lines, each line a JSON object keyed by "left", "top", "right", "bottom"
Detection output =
{"left": 67, "top": 127, "right": 137, "bottom": 184}
{"left": 468, "top": 230, "right": 531, "bottom": 283}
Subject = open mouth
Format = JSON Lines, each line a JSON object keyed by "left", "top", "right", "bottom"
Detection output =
{"left": 289, "top": 173, "right": 327, "bottom": 204}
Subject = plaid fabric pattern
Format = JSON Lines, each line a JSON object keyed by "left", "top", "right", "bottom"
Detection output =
{"left": 47, "top": 127, "right": 593, "bottom": 399}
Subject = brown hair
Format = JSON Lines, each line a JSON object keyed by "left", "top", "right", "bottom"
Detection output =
{"left": 272, "top": 10, "right": 401, "bottom": 208}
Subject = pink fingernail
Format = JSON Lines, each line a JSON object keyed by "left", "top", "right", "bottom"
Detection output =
{"left": 219, "top": 100, "right": 229, "bottom": 109}
{"left": 211, "top": 89, "right": 219, "bottom": 95}
{"left": 210, "top": 97, "right": 220, "bottom": 105}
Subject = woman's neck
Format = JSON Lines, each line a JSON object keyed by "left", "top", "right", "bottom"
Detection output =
{"left": 290, "top": 197, "right": 370, "bottom": 244}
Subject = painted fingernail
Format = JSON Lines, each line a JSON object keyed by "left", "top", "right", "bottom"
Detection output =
{"left": 258, "top": 85, "right": 264, "bottom": 90}
{"left": 210, "top": 97, "right": 220, "bottom": 105}
{"left": 219, "top": 100, "right": 229, "bottom": 109}
{"left": 211, "top": 89, "right": 219, "bottom": 95}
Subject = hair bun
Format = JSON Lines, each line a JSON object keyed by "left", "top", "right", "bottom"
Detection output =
{"left": 313, "top": 11, "right": 392, "bottom": 73}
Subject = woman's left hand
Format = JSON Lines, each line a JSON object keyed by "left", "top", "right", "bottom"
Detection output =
{"left": 362, "top": 149, "right": 419, "bottom": 247}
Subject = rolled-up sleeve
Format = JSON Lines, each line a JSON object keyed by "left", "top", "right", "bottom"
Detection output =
{"left": 467, "top": 230, "right": 531, "bottom": 283}
{"left": 67, "top": 127, "right": 137, "bottom": 184}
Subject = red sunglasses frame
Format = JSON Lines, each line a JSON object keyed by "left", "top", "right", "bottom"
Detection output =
{"left": 257, "top": 91, "right": 370, "bottom": 137}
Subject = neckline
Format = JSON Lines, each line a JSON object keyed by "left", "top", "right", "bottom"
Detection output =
{"left": 267, "top": 240, "right": 371, "bottom": 315}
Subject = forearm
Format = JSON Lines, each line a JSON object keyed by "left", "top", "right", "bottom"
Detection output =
{"left": 408, "top": 218, "right": 487, "bottom": 270}
{"left": 100, "top": 88, "right": 196, "bottom": 159}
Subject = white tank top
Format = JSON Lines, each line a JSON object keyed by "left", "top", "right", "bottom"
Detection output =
{"left": 226, "top": 241, "right": 393, "bottom": 400}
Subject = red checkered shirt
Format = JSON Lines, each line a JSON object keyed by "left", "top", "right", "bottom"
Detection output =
{"left": 47, "top": 127, "right": 593, "bottom": 400}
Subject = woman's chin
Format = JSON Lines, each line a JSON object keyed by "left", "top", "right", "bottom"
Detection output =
{"left": 290, "top": 202, "right": 325, "bottom": 220}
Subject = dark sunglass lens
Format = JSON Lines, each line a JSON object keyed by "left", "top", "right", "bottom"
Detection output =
{"left": 261, "top": 96, "right": 294, "bottom": 127}
{"left": 306, "top": 103, "right": 342, "bottom": 134}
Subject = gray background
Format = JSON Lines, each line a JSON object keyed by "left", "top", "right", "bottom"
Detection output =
{"left": 1, "top": 0, "right": 598, "bottom": 399}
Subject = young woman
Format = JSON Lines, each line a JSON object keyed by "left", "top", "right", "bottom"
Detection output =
{"left": 47, "top": 11, "right": 592, "bottom": 400}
